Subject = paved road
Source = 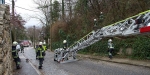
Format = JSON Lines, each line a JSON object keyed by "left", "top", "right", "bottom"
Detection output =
{"left": 14, "top": 47, "right": 150, "bottom": 75}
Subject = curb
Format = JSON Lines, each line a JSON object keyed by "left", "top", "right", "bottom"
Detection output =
{"left": 77, "top": 54, "right": 150, "bottom": 68}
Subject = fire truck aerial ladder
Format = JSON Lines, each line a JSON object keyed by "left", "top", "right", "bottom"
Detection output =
{"left": 54, "top": 10, "right": 150, "bottom": 63}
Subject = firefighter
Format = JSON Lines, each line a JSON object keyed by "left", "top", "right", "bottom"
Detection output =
{"left": 16, "top": 42, "right": 21, "bottom": 51}
{"left": 35, "top": 44, "right": 39, "bottom": 60}
{"left": 42, "top": 42, "right": 47, "bottom": 60}
{"left": 37, "top": 42, "right": 44, "bottom": 69}
{"left": 108, "top": 39, "right": 114, "bottom": 59}
{"left": 62, "top": 40, "right": 68, "bottom": 60}
{"left": 42, "top": 42, "right": 47, "bottom": 55}
{"left": 12, "top": 41, "right": 21, "bottom": 69}
{"left": 63, "top": 40, "right": 67, "bottom": 50}
{"left": 20, "top": 44, "right": 24, "bottom": 53}
{"left": 99, "top": 12, "right": 104, "bottom": 23}
{"left": 93, "top": 19, "right": 98, "bottom": 31}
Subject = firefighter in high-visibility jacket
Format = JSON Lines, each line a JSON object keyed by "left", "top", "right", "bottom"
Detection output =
{"left": 43, "top": 42, "right": 47, "bottom": 55}
{"left": 43, "top": 42, "right": 47, "bottom": 51}
{"left": 37, "top": 42, "right": 44, "bottom": 69}
{"left": 42, "top": 42, "right": 47, "bottom": 60}
{"left": 35, "top": 44, "right": 39, "bottom": 60}
{"left": 12, "top": 41, "right": 21, "bottom": 69}
{"left": 108, "top": 39, "right": 114, "bottom": 59}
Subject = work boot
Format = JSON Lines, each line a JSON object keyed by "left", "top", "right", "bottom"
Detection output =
{"left": 38, "top": 66, "right": 42, "bottom": 69}
{"left": 36, "top": 58, "right": 38, "bottom": 60}
{"left": 109, "top": 55, "right": 112, "bottom": 59}
{"left": 17, "top": 66, "right": 20, "bottom": 69}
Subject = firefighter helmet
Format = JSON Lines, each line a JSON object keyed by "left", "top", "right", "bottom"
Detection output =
{"left": 108, "top": 39, "right": 112, "bottom": 42}
{"left": 39, "top": 42, "right": 43, "bottom": 45}
{"left": 63, "top": 40, "right": 67, "bottom": 43}
{"left": 13, "top": 41, "right": 18, "bottom": 45}
{"left": 43, "top": 42, "right": 46, "bottom": 44}
{"left": 94, "top": 19, "right": 97, "bottom": 21}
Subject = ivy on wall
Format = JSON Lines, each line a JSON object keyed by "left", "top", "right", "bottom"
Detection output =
{"left": 78, "top": 35, "right": 150, "bottom": 60}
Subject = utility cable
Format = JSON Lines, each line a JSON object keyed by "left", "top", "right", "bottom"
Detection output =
{"left": 5, "top": 2, "right": 40, "bottom": 12}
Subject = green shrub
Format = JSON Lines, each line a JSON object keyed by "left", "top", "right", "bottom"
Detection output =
{"left": 132, "top": 36, "right": 150, "bottom": 59}
{"left": 78, "top": 35, "right": 150, "bottom": 60}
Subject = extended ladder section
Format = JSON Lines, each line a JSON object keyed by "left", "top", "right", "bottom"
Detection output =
{"left": 54, "top": 10, "right": 150, "bottom": 63}
{"left": 68, "top": 10, "right": 150, "bottom": 52}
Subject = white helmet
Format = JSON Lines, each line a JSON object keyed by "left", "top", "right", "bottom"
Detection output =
{"left": 94, "top": 19, "right": 97, "bottom": 21}
{"left": 39, "top": 42, "right": 43, "bottom": 45}
{"left": 63, "top": 40, "right": 67, "bottom": 43}
{"left": 108, "top": 39, "right": 112, "bottom": 42}
{"left": 13, "top": 41, "right": 18, "bottom": 45}
{"left": 43, "top": 42, "right": 46, "bottom": 44}
{"left": 100, "top": 12, "right": 103, "bottom": 14}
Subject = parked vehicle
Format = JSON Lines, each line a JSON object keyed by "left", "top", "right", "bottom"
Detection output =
{"left": 21, "top": 40, "right": 30, "bottom": 47}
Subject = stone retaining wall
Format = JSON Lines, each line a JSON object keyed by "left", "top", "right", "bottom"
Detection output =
{"left": 0, "top": 4, "right": 13, "bottom": 75}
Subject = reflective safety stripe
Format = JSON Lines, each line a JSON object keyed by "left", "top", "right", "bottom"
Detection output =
{"left": 110, "top": 44, "right": 114, "bottom": 48}
{"left": 108, "top": 43, "right": 114, "bottom": 49}
{"left": 35, "top": 49, "right": 38, "bottom": 52}
{"left": 43, "top": 46, "right": 47, "bottom": 51}
{"left": 109, "top": 52, "right": 112, "bottom": 55}
{"left": 38, "top": 47, "right": 42, "bottom": 50}
{"left": 17, "top": 62, "right": 20, "bottom": 65}
{"left": 13, "top": 56, "right": 19, "bottom": 58}
{"left": 12, "top": 49, "right": 18, "bottom": 58}
{"left": 40, "top": 51, "right": 43, "bottom": 58}
{"left": 37, "top": 47, "right": 44, "bottom": 58}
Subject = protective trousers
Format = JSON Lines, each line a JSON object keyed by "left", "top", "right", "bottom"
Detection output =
{"left": 108, "top": 48, "right": 113, "bottom": 59}
{"left": 21, "top": 49, "right": 24, "bottom": 53}
{"left": 39, "top": 58, "right": 44, "bottom": 69}
{"left": 14, "top": 57, "right": 20, "bottom": 69}
{"left": 36, "top": 52, "right": 38, "bottom": 59}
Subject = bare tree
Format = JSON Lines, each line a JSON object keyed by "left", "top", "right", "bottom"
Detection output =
{"left": 26, "top": 26, "right": 42, "bottom": 42}
{"left": 33, "top": 0, "right": 52, "bottom": 26}
{"left": 32, "top": 0, "right": 54, "bottom": 46}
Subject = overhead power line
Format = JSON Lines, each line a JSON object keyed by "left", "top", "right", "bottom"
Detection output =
{"left": 15, "top": 5, "right": 39, "bottom": 12}
{"left": 5, "top": 2, "right": 40, "bottom": 12}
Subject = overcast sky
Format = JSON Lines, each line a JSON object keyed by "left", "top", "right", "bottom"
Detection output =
{"left": 5, "top": 0, "right": 41, "bottom": 28}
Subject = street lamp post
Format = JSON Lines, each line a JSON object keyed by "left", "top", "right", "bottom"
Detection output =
{"left": 41, "top": 32, "right": 44, "bottom": 41}
{"left": 14, "top": 27, "right": 17, "bottom": 41}
{"left": 50, "top": 24, "right": 52, "bottom": 51}
{"left": 33, "top": 25, "right": 35, "bottom": 48}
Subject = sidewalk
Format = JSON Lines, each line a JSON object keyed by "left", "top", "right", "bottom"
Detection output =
{"left": 77, "top": 54, "right": 150, "bottom": 68}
